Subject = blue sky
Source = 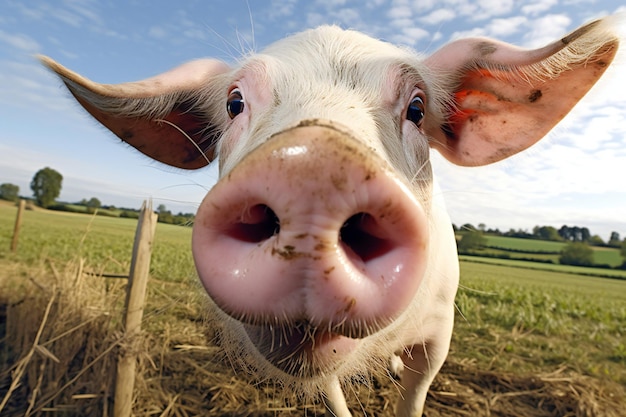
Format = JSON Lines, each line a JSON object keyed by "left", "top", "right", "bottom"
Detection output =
{"left": 1, "top": 0, "right": 625, "bottom": 241}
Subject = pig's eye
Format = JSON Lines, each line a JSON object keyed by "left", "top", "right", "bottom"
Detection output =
{"left": 406, "top": 96, "right": 425, "bottom": 128}
{"left": 227, "top": 89, "right": 245, "bottom": 119}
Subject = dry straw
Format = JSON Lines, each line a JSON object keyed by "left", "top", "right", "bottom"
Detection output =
{"left": 1, "top": 255, "right": 624, "bottom": 416}
{"left": 0, "top": 258, "right": 121, "bottom": 416}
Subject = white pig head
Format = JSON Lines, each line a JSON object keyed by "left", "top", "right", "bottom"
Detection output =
{"left": 42, "top": 15, "right": 619, "bottom": 417}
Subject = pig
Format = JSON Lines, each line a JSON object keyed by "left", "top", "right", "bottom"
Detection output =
{"left": 41, "top": 15, "right": 620, "bottom": 417}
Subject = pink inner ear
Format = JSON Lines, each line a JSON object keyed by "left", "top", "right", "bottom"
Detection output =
{"left": 441, "top": 67, "right": 556, "bottom": 166}
{"left": 70, "top": 92, "right": 216, "bottom": 169}
{"left": 425, "top": 22, "right": 619, "bottom": 167}
{"left": 437, "top": 45, "right": 616, "bottom": 167}
{"left": 41, "top": 55, "right": 231, "bottom": 169}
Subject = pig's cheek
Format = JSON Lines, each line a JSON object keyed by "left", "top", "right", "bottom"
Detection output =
{"left": 218, "top": 122, "right": 247, "bottom": 166}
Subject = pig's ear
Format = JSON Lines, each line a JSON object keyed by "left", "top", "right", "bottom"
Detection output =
{"left": 425, "top": 18, "right": 619, "bottom": 166}
{"left": 40, "top": 56, "right": 231, "bottom": 169}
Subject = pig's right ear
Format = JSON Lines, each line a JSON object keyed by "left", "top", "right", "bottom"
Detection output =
{"left": 40, "top": 56, "right": 231, "bottom": 169}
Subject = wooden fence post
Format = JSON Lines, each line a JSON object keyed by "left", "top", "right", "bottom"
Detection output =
{"left": 114, "top": 200, "right": 158, "bottom": 417}
{"left": 10, "top": 200, "right": 26, "bottom": 253}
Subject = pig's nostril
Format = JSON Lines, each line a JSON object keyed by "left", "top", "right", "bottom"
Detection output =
{"left": 228, "top": 204, "right": 280, "bottom": 243}
{"left": 340, "top": 213, "right": 394, "bottom": 263}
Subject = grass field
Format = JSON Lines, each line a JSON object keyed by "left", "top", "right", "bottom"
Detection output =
{"left": 1, "top": 201, "right": 625, "bottom": 414}
{"left": 485, "top": 235, "right": 566, "bottom": 252}
{"left": 460, "top": 255, "right": 626, "bottom": 279}
{"left": 0, "top": 201, "right": 195, "bottom": 282}
{"left": 466, "top": 234, "right": 625, "bottom": 268}
{"left": 454, "top": 261, "right": 626, "bottom": 385}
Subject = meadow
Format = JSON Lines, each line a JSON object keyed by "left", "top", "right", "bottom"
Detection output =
{"left": 468, "top": 234, "right": 626, "bottom": 269}
{"left": 0, "top": 201, "right": 196, "bottom": 282}
{"left": 1, "top": 201, "right": 624, "bottom": 416}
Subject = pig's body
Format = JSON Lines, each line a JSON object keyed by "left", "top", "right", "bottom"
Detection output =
{"left": 41, "top": 15, "right": 620, "bottom": 416}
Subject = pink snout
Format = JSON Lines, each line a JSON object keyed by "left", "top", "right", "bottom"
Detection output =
{"left": 192, "top": 122, "right": 429, "bottom": 338}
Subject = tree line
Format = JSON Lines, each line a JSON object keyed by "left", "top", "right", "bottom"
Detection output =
{"left": 454, "top": 223, "right": 623, "bottom": 248}
{"left": 1, "top": 167, "right": 624, "bottom": 237}
{"left": 456, "top": 226, "right": 626, "bottom": 269}
{"left": 0, "top": 167, "right": 194, "bottom": 226}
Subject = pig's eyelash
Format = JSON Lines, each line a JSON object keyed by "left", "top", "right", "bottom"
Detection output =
{"left": 155, "top": 118, "right": 213, "bottom": 166}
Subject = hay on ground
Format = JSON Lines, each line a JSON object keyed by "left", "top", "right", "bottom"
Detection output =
{"left": 1, "top": 261, "right": 624, "bottom": 416}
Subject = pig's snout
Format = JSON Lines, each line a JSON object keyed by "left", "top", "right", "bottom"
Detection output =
{"left": 192, "top": 122, "right": 429, "bottom": 340}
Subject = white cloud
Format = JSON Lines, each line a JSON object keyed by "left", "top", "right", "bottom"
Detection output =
{"left": 49, "top": 8, "right": 83, "bottom": 27}
{"left": 365, "top": 0, "right": 387, "bottom": 9}
{"left": 404, "top": 27, "right": 430, "bottom": 40}
{"left": 17, "top": 1, "right": 94, "bottom": 28}
{"left": 13, "top": 1, "right": 124, "bottom": 39}
{"left": 486, "top": 16, "right": 527, "bottom": 38}
{"left": 63, "top": 0, "right": 104, "bottom": 27}
{"left": 389, "top": 25, "right": 431, "bottom": 46}
{"left": 388, "top": 18, "right": 415, "bottom": 30}
{"left": 148, "top": 26, "right": 168, "bottom": 39}
{"left": 405, "top": 0, "right": 437, "bottom": 14}
{"left": 521, "top": 0, "right": 558, "bottom": 16}
{"left": 307, "top": 12, "right": 326, "bottom": 28}
{"left": 183, "top": 27, "right": 209, "bottom": 42}
{"left": 434, "top": 140, "right": 626, "bottom": 240}
{"left": 334, "top": 8, "right": 364, "bottom": 27}
{"left": 565, "top": 113, "right": 625, "bottom": 152}
{"left": 0, "top": 60, "right": 75, "bottom": 113}
{"left": 449, "top": 27, "right": 487, "bottom": 41}
{"left": 418, "top": 9, "right": 456, "bottom": 26}
{"left": 268, "top": 0, "right": 298, "bottom": 19}
{"left": 387, "top": 5, "right": 413, "bottom": 20}
{"left": 59, "top": 49, "right": 79, "bottom": 60}
{"left": 455, "top": 0, "right": 514, "bottom": 21}
{"left": 0, "top": 30, "right": 40, "bottom": 52}
{"left": 315, "top": 0, "right": 348, "bottom": 7}
{"left": 523, "top": 14, "right": 571, "bottom": 48}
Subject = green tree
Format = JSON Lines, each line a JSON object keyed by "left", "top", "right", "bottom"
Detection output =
{"left": 86, "top": 197, "right": 102, "bottom": 214}
{"left": 156, "top": 204, "right": 174, "bottom": 224}
{"left": 0, "top": 183, "right": 20, "bottom": 202}
{"left": 559, "top": 242, "right": 594, "bottom": 266}
{"left": 30, "top": 167, "right": 63, "bottom": 208}
{"left": 461, "top": 223, "right": 476, "bottom": 232}
{"left": 533, "top": 225, "right": 561, "bottom": 241}
{"left": 457, "top": 230, "right": 487, "bottom": 252}
{"left": 620, "top": 239, "right": 626, "bottom": 260}
{"left": 581, "top": 227, "right": 591, "bottom": 242}
{"left": 588, "top": 235, "right": 605, "bottom": 246}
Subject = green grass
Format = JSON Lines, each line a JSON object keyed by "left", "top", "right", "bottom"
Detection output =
{"left": 460, "top": 255, "right": 626, "bottom": 279}
{"left": 484, "top": 235, "right": 566, "bottom": 252}
{"left": 0, "top": 202, "right": 195, "bottom": 281}
{"left": 593, "top": 246, "right": 625, "bottom": 267}
{"left": 467, "top": 234, "right": 624, "bottom": 267}
{"left": 453, "top": 261, "right": 626, "bottom": 385}
{"left": 2, "top": 202, "right": 625, "bottom": 389}
{"left": 53, "top": 203, "right": 123, "bottom": 217}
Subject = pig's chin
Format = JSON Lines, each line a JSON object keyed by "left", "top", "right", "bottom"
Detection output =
{"left": 243, "top": 322, "right": 360, "bottom": 378}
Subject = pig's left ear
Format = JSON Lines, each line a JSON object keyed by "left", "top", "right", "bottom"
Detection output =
{"left": 40, "top": 56, "right": 231, "bottom": 169}
{"left": 425, "top": 18, "right": 619, "bottom": 166}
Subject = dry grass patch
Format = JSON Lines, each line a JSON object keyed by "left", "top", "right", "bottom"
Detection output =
{"left": 2, "top": 258, "right": 625, "bottom": 416}
{"left": 0, "top": 259, "right": 122, "bottom": 415}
